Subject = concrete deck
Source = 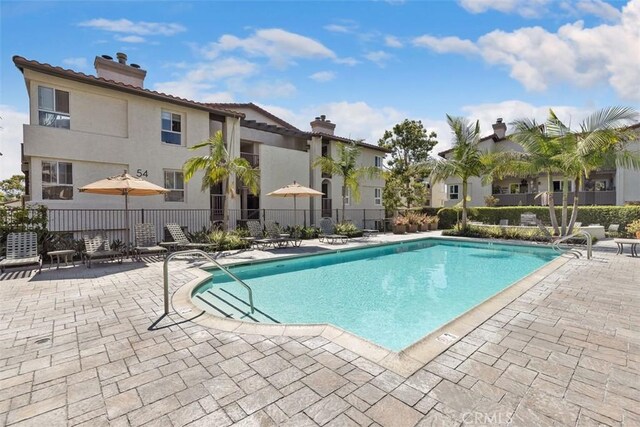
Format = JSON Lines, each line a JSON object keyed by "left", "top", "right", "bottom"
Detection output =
{"left": 0, "top": 235, "right": 638, "bottom": 426}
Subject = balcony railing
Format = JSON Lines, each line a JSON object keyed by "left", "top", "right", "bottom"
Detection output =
{"left": 492, "top": 191, "right": 616, "bottom": 206}
{"left": 240, "top": 152, "right": 259, "bottom": 167}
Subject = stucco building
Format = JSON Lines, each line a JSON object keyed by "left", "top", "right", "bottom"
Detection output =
{"left": 431, "top": 118, "right": 640, "bottom": 208}
{"left": 13, "top": 53, "right": 387, "bottom": 229}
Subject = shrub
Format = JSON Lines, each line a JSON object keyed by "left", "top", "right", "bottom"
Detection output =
{"left": 334, "top": 222, "right": 363, "bottom": 237}
{"left": 484, "top": 195, "right": 499, "bottom": 207}
{"left": 626, "top": 219, "right": 640, "bottom": 237}
{"left": 437, "top": 206, "right": 640, "bottom": 231}
{"left": 284, "top": 225, "right": 319, "bottom": 239}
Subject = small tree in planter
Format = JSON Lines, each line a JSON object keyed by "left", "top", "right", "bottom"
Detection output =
{"left": 393, "top": 216, "right": 409, "bottom": 234}
{"left": 417, "top": 214, "right": 429, "bottom": 232}
{"left": 426, "top": 215, "right": 439, "bottom": 230}
{"left": 404, "top": 211, "right": 420, "bottom": 233}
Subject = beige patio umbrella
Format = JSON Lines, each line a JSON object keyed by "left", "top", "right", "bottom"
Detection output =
{"left": 267, "top": 181, "right": 324, "bottom": 226}
{"left": 79, "top": 171, "right": 169, "bottom": 252}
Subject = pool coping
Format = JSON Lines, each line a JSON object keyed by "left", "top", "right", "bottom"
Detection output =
{"left": 172, "top": 235, "right": 571, "bottom": 377}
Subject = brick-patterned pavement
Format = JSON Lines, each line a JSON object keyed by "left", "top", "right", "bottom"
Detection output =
{"left": 0, "top": 244, "right": 638, "bottom": 426}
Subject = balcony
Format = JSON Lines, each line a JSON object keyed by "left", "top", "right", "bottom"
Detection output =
{"left": 240, "top": 152, "right": 259, "bottom": 168}
{"left": 492, "top": 191, "right": 616, "bottom": 206}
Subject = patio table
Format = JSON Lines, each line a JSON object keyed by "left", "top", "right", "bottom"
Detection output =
{"left": 48, "top": 249, "right": 76, "bottom": 269}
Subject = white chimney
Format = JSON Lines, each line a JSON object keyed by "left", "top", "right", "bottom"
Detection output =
{"left": 492, "top": 118, "right": 507, "bottom": 140}
{"left": 310, "top": 114, "right": 336, "bottom": 135}
{"left": 94, "top": 52, "right": 147, "bottom": 88}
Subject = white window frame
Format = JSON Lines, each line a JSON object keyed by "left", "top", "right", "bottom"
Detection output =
{"left": 344, "top": 187, "right": 351, "bottom": 206}
{"left": 374, "top": 156, "right": 383, "bottom": 169}
{"left": 448, "top": 184, "right": 459, "bottom": 200}
{"left": 38, "top": 86, "right": 70, "bottom": 129}
{"left": 42, "top": 161, "right": 73, "bottom": 200}
{"left": 161, "top": 110, "right": 182, "bottom": 145}
{"left": 164, "top": 170, "right": 185, "bottom": 202}
{"left": 374, "top": 188, "right": 382, "bottom": 206}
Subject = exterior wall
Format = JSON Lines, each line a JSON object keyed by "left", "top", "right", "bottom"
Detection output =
{"left": 259, "top": 145, "right": 310, "bottom": 211}
{"left": 23, "top": 69, "right": 212, "bottom": 210}
{"left": 619, "top": 141, "right": 640, "bottom": 204}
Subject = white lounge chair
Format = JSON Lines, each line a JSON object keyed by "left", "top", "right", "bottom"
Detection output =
{"left": 82, "top": 234, "right": 123, "bottom": 268}
{"left": 318, "top": 218, "right": 348, "bottom": 244}
{"left": 134, "top": 223, "right": 167, "bottom": 261}
{"left": 0, "top": 232, "right": 42, "bottom": 274}
{"left": 165, "top": 223, "right": 217, "bottom": 251}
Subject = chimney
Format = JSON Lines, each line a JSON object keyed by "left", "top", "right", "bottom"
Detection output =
{"left": 94, "top": 52, "right": 147, "bottom": 88}
{"left": 310, "top": 115, "right": 336, "bottom": 135}
{"left": 492, "top": 117, "right": 507, "bottom": 140}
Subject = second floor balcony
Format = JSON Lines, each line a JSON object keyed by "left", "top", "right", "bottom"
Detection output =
{"left": 492, "top": 190, "right": 616, "bottom": 206}
{"left": 240, "top": 152, "right": 259, "bottom": 168}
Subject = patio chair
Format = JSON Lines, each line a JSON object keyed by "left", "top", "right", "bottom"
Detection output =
{"left": 165, "top": 223, "right": 217, "bottom": 252}
{"left": 265, "top": 221, "right": 301, "bottom": 248}
{"left": 0, "top": 232, "right": 42, "bottom": 274}
{"left": 499, "top": 219, "right": 509, "bottom": 226}
{"left": 133, "top": 223, "right": 168, "bottom": 261}
{"left": 82, "top": 234, "right": 123, "bottom": 268}
{"left": 318, "top": 218, "right": 348, "bottom": 244}
{"left": 244, "top": 221, "right": 279, "bottom": 250}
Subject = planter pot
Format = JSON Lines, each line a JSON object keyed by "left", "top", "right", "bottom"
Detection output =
{"left": 407, "top": 224, "right": 418, "bottom": 233}
{"left": 429, "top": 221, "right": 439, "bottom": 231}
{"left": 392, "top": 225, "right": 407, "bottom": 234}
{"left": 418, "top": 224, "right": 428, "bottom": 232}
{"left": 636, "top": 231, "right": 640, "bottom": 239}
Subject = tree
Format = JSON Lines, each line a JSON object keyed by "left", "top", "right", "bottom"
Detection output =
{"left": 183, "top": 130, "right": 260, "bottom": 229}
{"left": 430, "top": 115, "right": 487, "bottom": 229}
{"left": 0, "top": 174, "right": 25, "bottom": 201}
{"left": 378, "top": 119, "right": 438, "bottom": 208}
{"left": 548, "top": 107, "right": 639, "bottom": 235}
{"left": 312, "top": 142, "right": 380, "bottom": 222}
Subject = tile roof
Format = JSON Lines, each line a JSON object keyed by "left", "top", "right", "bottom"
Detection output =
{"left": 207, "top": 102, "right": 300, "bottom": 131}
{"left": 13, "top": 56, "right": 244, "bottom": 118}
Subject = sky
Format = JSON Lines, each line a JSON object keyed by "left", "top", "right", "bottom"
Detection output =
{"left": 1, "top": 0, "right": 639, "bottom": 179}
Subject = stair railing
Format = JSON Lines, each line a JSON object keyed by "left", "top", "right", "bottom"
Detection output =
{"left": 552, "top": 231, "right": 592, "bottom": 260}
{"left": 163, "top": 249, "right": 254, "bottom": 316}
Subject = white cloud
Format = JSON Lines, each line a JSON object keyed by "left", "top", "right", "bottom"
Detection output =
{"left": 364, "top": 50, "right": 392, "bottom": 67}
{"left": 335, "top": 57, "right": 360, "bottom": 66}
{"left": 184, "top": 58, "right": 258, "bottom": 81}
{"left": 309, "top": 71, "right": 336, "bottom": 82}
{"left": 415, "top": 0, "right": 640, "bottom": 101}
{"left": 115, "top": 35, "right": 146, "bottom": 43}
{"left": 459, "top": 0, "right": 552, "bottom": 18}
{"left": 62, "top": 57, "right": 88, "bottom": 69}
{"left": 384, "top": 35, "right": 403, "bottom": 48}
{"left": 201, "top": 92, "right": 235, "bottom": 103}
{"left": 202, "top": 28, "right": 336, "bottom": 68}
{"left": 324, "top": 24, "right": 353, "bottom": 33}
{"left": 78, "top": 18, "right": 186, "bottom": 36}
{"left": 575, "top": 0, "right": 622, "bottom": 22}
{"left": 413, "top": 35, "right": 479, "bottom": 55}
{"left": 0, "top": 106, "right": 28, "bottom": 180}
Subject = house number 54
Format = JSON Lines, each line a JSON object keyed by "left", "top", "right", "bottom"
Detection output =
{"left": 136, "top": 169, "right": 148, "bottom": 178}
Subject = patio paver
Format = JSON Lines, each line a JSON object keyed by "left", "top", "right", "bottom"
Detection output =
{"left": 0, "top": 237, "right": 638, "bottom": 426}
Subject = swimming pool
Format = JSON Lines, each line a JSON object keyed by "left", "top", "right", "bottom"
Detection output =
{"left": 192, "top": 238, "right": 557, "bottom": 351}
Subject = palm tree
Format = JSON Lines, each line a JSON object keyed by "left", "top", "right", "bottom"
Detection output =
{"left": 312, "top": 141, "right": 380, "bottom": 222}
{"left": 183, "top": 130, "right": 260, "bottom": 229}
{"left": 548, "top": 107, "right": 639, "bottom": 234}
{"left": 430, "top": 115, "right": 486, "bottom": 230}
{"left": 489, "top": 117, "right": 563, "bottom": 235}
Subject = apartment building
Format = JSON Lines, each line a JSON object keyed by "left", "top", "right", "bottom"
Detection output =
{"left": 431, "top": 119, "right": 640, "bottom": 208}
{"left": 13, "top": 53, "right": 387, "bottom": 227}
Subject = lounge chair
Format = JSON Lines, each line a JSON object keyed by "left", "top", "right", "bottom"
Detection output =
{"left": 165, "top": 224, "right": 217, "bottom": 251}
{"left": 318, "top": 218, "right": 348, "bottom": 244}
{"left": 0, "top": 232, "right": 42, "bottom": 274}
{"left": 82, "top": 234, "right": 123, "bottom": 268}
{"left": 244, "top": 221, "right": 279, "bottom": 250}
{"left": 133, "top": 223, "right": 168, "bottom": 261}
{"left": 520, "top": 213, "right": 537, "bottom": 226}
{"left": 265, "top": 221, "right": 301, "bottom": 248}
{"left": 499, "top": 219, "right": 509, "bottom": 226}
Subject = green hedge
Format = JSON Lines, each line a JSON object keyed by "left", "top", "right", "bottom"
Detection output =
{"left": 436, "top": 206, "right": 640, "bottom": 231}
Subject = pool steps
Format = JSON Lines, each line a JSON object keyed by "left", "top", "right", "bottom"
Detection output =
{"left": 195, "top": 289, "right": 279, "bottom": 323}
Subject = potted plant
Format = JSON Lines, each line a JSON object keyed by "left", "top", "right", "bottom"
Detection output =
{"left": 404, "top": 212, "right": 420, "bottom": 233}
{"left": 626, "top": 219, "right": 640, "bottom": 238}
{"left": 417, "top": 214, "right": 429, "bottom": 232}
{"left": 426, "top": 215, "right": 439, "bottom": 230}
{"left": 392, "top": 216, "right": 409, "bottom": 234}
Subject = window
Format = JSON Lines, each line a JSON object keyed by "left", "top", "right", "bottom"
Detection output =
{"left": 374, "top": 188, "right": 382, "bottom": 206}
{"left": 38, "top": 86, "right": 70, "bottom": 129}
{"left": 448, "top": 184, "right": 459, "bottom": 200}
{"left": 509, "top": 183, "right": 520, "bottom": 194}
{"left": 595, "top": 180, "right": 607, "bottom": 191}
{"left": 42, "top": 161, "right": 73, "bottom": 200}
{"left": 374, "top": 156, "right": 383, "bottom": 169}
{"left": 552, "top": 180, "right": 572, "bottom": 192}
{"left": 164, "top": 171, "right": 184, "bottom": 202}
{"left": 161, "top": 111, "right": 182, "bottom": 145}
{"left": 344, "top": 187, "right": 351, "bottom": 205}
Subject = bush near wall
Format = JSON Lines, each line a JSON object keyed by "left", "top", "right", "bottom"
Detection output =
{"left": 436, "top": 206, "right": 640, "bottom": 231}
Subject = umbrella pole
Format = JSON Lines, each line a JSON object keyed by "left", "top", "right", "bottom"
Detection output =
{"left": 125, "top": 192, "right": 130, "bottom": 258}
{"left": 294, "top": 195, "right": 297, "bottom": 228}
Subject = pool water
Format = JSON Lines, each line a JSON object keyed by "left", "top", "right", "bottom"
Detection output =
{"left": 192, "top": 238, "right": 556, "bottom": 351}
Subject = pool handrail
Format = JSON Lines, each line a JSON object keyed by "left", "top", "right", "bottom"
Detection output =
{"left": 163, "top": 249, "right": 255, "bottom": 316}
{"left": 552, "top": 231, "right": 592, "bottom": 259}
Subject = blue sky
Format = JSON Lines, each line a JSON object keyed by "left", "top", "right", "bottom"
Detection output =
{"left": 1, "top": 0, "right": 639, "bottom": 179}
